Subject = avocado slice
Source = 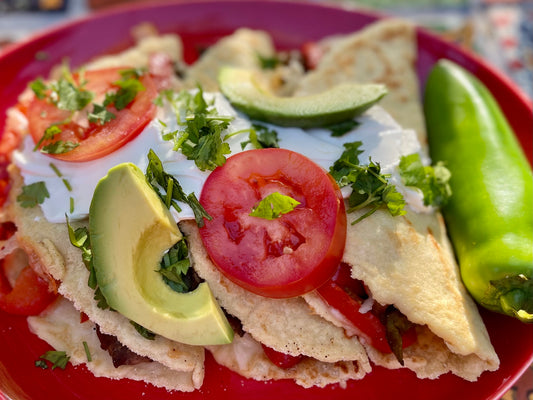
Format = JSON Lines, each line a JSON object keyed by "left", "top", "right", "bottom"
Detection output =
{"left": 89, "top": 163, "right": 233, "bottom": 345}
{"left": 218, "top": 67, "right": 387, "bottom": 128}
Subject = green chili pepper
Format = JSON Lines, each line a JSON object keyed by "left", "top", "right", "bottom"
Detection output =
{"left": 423, "top": 60, "right": 533, "bottom": 323}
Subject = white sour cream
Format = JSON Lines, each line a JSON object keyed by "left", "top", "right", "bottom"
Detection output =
{"left": 13, "top": 93, "right": 430, "bottom": 224}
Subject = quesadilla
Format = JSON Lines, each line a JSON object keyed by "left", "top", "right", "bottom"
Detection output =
{"left": 294, "top": 19, "right": 427, "bottom": 149}
{"left": 0, "top": 19, "right": 499, "bottom": 394}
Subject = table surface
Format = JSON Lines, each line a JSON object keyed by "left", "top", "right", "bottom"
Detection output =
{"left": 0, "top": 1, "right": 531, "bottom": 400}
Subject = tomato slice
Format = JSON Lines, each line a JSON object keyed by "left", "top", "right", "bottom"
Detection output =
{"left": 0, "top": 265, "right": 57, "bottom": 316}
{"left": 261, "top": 344, "right": 303, "bottom": 369}
{"left": 199, "top": 148, "right": 347, "bottom": 298}
{"left": 316, "top": 263, "right": 416, "bottom": 354}
{"left": 27, "top": 67, "right": 158, "bottom": 162}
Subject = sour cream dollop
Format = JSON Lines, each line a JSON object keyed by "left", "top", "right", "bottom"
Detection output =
{"left": 13, "top": 93, "right": 429, "bottom": 223}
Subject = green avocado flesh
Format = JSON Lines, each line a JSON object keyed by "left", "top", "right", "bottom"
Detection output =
{"left": 218, "top": 67, "right": 387, "bottom": 128}
{"left": 89, "top": 163, "right": 233, "bottom": 345}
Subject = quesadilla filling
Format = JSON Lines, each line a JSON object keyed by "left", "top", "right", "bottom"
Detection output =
{"left": 0, "top": 23, "right": 499, "bottom": 392}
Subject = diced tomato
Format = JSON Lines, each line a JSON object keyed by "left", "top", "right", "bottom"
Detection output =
{"left": 262, "top": 344, "right": 303, "bottom": 369}
{"left": 317, "top": 263, "right": 416, "bottom": 354}
{"left": 0, "top": 264, "right": 57, "bottom": 316}
{"left": 300, "top": 41, "right": 324, "bottom": 70}
{"left": 199, "top": 148, "right": 347, "bottom": 298}
{"left": 26, "top": 67, "right": 158, "bottom": 162}
{"left": 80, "top": 312, "right": 89, "bottom": 323}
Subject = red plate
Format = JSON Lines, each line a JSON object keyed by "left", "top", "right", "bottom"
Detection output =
{"left": 1, "top": 1, "right": 532, "bottom": 399}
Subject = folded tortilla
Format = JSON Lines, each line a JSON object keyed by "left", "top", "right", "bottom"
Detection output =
{"left": 294, "top": 19, "right": 427, "bottom": 150}
{"left": 180, "top": 220, "right": 371, "bottom": 388}
{"left": 291, "top": 18, "right": 498, "bottom": 380}
{"left": 0, "top": 18, "right": 500, "bottom": 392}
{"left": 183, "top": 28, "right": 304, "bottom": 96}
{"left": 4, "top": 166, "right": 205, "bottom": 391}
{"left": 28, "top": 296, "right": 199, "bottom": 392}
{"left": 304, "top": 208, "right": 499, "bottom": 381}
{"left": 183, "top": 28, "right": 276, "bottom": 91}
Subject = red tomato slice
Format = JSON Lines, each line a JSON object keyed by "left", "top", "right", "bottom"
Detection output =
{"left": 199, "top": 148, "right": 347, "bottom": 298}
{"left": 261, "top": 344, "right": 303, "bottom": 369}
{"left": 27, "top": 67, "right": 157, "bottom": 162}
{"left": 0, "top": 265, "right": 57, "bottom": 316}
{"left": 317, "top": 263, "right": 416, "bottom": 354}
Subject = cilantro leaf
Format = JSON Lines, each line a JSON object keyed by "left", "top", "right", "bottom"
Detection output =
{"left": 327, "top": 120, "right": 360, "bottom": 137}
{"left": 399, "top": 153, "right": 452, "bottom": 208}
{"left": 330, "top": 143, "right": 406, "bottom": 224}
{"left": 182, "top": 132, "right": 230, "bottom": 171}
{"left": 55, "top": 78, "right": 94, "bottom": 112}
{"left": 93, "top": 287, "right": 110, "bottom": 310}
{"left": 66, "top": 217, "right": 96, "bottom": 287}
{"left": 105, "top": 78, "right": 145, "bottom": 111}
{"left": 241, "top": 123, "right": 280, "bottom": 149}
{"left": 33, "top": 124, "right": 62, "bottom": 151}
{"left": 157, "top": 239, "right": 196, "bottom": 293}
{"left": 38, "top": 350, "right": 70, "bottom": 370}
{"left": 157, "top": 87, "right": 234, "bottom": 171}
{"left": 41, "top": 140, "right": 79, "bottom": 155}
{"left": 329, "top": 141, "right": 364, "bottom": 185}
{"left": 17, "top": 181, "right": 49, "bottom": 208}
{"left": 130, "top": 321, "right": 156, "bottom": 340}
{"left": 34, "top": 359, "right": 48, "bottom": 369}
{"left": 250, "top": 192, "right": 301, "bottom": 220}
{"left": 88, "top": 103, "right": 116, "bottom": 125}
{"left": 257, "top": 53, "right": 281, "bottom": 70}
{"left": 66, "top": 216, "right": 110, "bottom": 310}
{"left": 145, "top": 149, "right": 212, "bottom": 227}
{"left": 29, "top": 78, "right": 48, "bottom": 99}
{"left": 119, "top": 67, "right": 146, "bottom": 80}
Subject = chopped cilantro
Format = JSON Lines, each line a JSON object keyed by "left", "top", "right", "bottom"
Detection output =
{"left": 66, "top": 216, "right": 109, "bottom": 310}
{"left": 82, "top": 341, "right": 92, "bottom": 362}
{"left": 66, "top": 217, "right": 94, "bottom": 284}
{"left": 40, "top": 140, "right": 79, "bottom": 155}
{"left": 399, "top": 153, "right": 452, "bottom": 208}
{"left": 63, "top": 178, "right": 73, "bottom": 192}
{"left": 88, "top": 103, "right": 116, "bottom": 125}
{"left": 49, "top": 163, "right": 73, "bottom": 192}
{"left": 329, "top": 141, "right": 364, "bottom": 185}
{"left": 257, "top": 53, "right": 281, "bottom": 69}
{"left": 145, "top": 149, "right": 212, "bottom": 227}
{"left": 38, "top": 350, "right": 70, "bottom": 370}
{"left": 33, "top": 124, "right": 62, "bottom": 151}
{"left": 330, "top": 142, "right": 406, "bottom": 224}
{"left": 17, "top": 181, "right": 49, "bottom": 208}
{"left": 29, "top": 78, "right": 48, "bottom": 99}
{"left": 157, "top": 239, "right": 195, "bottom": 293}
{"left": 34, "top": 359, "right": 48, "bottom": 369}
{"left": 49, "top": 162, "right": 62, "bottom": 177}
{"left": 327, "top": 120, "right": 360, "bottom": 137}
{"left": 93, "top": 287, "right": 110, "bottom": 310}
{"left": 240, "top": 124, "right": 280, "bottom": 149}
{"left": 156, "top": 87, "right": 233, "bottom": 171}
{"left": 119, "top": 67, "right": 146, "bottom": 80}
{"left": 104, "top": 77, "right": 145, "bottom": 111}
{"left": 250, "top": 192, "right": 301, "bottom": 220}
{"left": 130, "top": 321, "right": 156, "bottom": 340}
{"left": 55, "top": 78, "right": 93, "bottom": 112}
